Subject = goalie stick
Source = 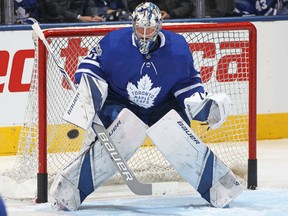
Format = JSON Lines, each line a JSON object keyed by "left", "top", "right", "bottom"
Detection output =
{"left": 31, "top": 23, "right": 154, "bottom": 196}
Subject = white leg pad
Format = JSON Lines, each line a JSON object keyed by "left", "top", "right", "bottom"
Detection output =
{"left": 50, "top": 108, "right": 147, "bottom": 210}
{"left": 146, "top": 109, "right": 243, "bottom": 208}
{"left": 50, "top": 174, "right": 81, "bottom": 211}
{"left": 209, "top": 170, "right": 243, "bottom": 207}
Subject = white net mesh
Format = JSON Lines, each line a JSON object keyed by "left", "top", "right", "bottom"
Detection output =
{"left": 1, "top": 23, "right": 256, "bottom": 198}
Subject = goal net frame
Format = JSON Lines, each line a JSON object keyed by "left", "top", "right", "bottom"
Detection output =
{"left": 25, "top": 22, "right": 257, "bottom": 203}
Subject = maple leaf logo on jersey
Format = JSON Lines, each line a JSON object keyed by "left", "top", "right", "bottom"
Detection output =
{"left": 127, "top": 74, "right": 161, "bottom": 108}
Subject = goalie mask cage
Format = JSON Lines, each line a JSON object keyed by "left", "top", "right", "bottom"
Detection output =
{"left": 3, "top": 22, "right": 257, "bottom": 203}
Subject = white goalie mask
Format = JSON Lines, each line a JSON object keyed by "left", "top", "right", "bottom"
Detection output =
{"left": 132, "top": 2, "right": 163, "bottom": 54}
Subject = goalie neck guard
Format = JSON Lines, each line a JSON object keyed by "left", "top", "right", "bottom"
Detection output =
{"left": 132, "top": 2, "right": 163, "bottom": 55}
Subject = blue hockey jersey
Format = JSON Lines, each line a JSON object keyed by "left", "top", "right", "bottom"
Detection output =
{"left": 75, "top": 27, "right": 204, "bottom": 110}
{"left": 234, "top": 0, "right": 288, "bottom": 16}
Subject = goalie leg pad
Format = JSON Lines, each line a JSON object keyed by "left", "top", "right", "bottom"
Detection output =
{"left": 51, "top": 173, "right": 81, "bottom": 211}
{"left": 146, "top": 109, "right": 243, "bottom": 208}
{"left": 50, "top": 108, "right": 147, "bottom": 211}
{"left": 209, "top": 170, "right": 243, "bottom": 207}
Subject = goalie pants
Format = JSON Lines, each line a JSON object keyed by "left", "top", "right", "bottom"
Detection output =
{"left": 99, "top": 89, "right": 190, "bottom": 127}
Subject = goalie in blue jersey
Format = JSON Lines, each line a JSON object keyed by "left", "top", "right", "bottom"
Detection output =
{"left": 52, "top": 2, "right": 242, "bottom": 211}
{"left": 73, "top": 2, "right": 230, "bottom": 130}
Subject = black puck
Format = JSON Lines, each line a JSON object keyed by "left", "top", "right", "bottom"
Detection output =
{"left": 67, "top": 129, "right": 79, "bottom": 139}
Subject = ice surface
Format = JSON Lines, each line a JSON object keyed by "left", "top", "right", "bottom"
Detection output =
{"left": 1, "top": 139, "right": 288, "bottom": 216}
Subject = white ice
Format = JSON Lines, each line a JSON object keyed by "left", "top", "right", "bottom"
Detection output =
{"left": 1, "top": 139, "right": 288, "bottom": 216}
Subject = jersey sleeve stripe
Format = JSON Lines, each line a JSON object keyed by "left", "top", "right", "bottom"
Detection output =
{"left": 75, "top": 69, "right": 106, "bottom": 82}
{"left": 81, "top": 59, "right": 100, "bottom": 67}
{"left": 174, "top": 83, "right": 203, "bottom": 97}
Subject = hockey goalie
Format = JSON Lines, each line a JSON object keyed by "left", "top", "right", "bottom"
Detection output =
{"left": 50, "top": 2, "right": 243, "bottom": 211}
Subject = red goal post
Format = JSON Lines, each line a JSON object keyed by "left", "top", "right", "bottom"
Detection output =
{"left": 14, "top": 22, "right": 257, "bottom": 203}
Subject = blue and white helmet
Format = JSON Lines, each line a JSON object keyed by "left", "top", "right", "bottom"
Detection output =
{"left": 132, "top": 2, "right": 163, "bottom": 54}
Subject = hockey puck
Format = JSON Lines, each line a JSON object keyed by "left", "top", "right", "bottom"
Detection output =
{"left": 67, "top": 129, "right": 79, "bottom": 139}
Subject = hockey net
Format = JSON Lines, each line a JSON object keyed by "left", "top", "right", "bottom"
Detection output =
{"left": 2, "top": 22, "right": 257, "bottom": 200}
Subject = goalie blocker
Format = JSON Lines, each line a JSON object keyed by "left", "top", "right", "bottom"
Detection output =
{"left": 147, "top": 109, "right": 243, "bottom": 208}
